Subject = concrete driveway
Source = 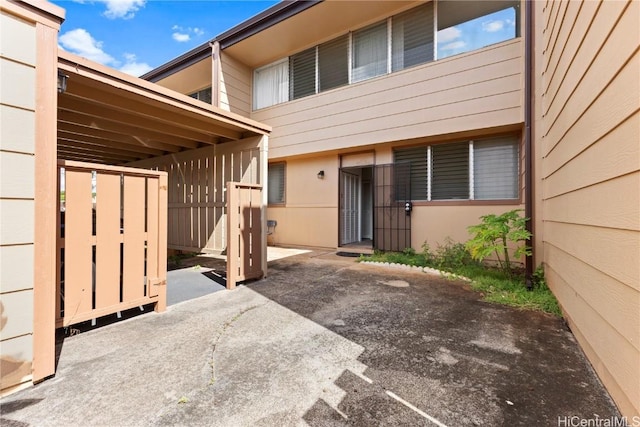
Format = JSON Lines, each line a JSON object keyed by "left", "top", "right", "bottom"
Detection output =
{"left": 0, "top": 250, "right": 620, "bottom": 426}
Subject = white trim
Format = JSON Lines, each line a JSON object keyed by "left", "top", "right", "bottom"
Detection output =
{"left": 469, "top": 140, "right": 475, "bottom": 200}
{"left": 387, "top": 17, "right": 393, "bottom": 75}
{"left": 315, "top": 46, "right": 319, "bottom": 94}
{"left": 347, "top": 32, "right": 353, "bottom": 84}
{"left": 426, "top": 146, "right": 432, "bottom": 201}
{"left": 433, "top": 0, "right": 438, "bottom": 61}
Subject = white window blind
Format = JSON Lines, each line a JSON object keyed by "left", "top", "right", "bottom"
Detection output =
{"left": 352, "top": 21, "right": 388, "bottom": 83}
{"left": 268, "top": 163, "right": 285, "bottom": 204}
{"left": 473, "top": 137, "right": 519, "bottom": 199}
{"left": 318, "top": 34, "right": 349, "bottom": 92}
{"left": 254, "top": 60, "right": 289, "bottom": 110}
{"left": 431, "top": 142, "right": 469, "bottom": 200}
{"left": 392, "top": 2, "right": 434, "bottom": 71}
{"left": 290, "top": 47, "right": 316, "bottom": 100}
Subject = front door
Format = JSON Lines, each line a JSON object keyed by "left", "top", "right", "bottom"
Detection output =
{"left": 339, "top": 170, "right": 360, "bottom": 245}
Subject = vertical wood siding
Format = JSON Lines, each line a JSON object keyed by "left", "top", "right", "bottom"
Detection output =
{"left": 253, "top": 39, "right": 523, "bottom": 159}
{"left": 128, "top": 137, "right": 262, "bottom": 253}
{"left": 537, "top": 0, "right": 640, "bottom": 417}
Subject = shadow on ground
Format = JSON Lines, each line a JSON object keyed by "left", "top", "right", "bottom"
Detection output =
{"left": 247, "top": 251, "right": 620, "bottom": 426}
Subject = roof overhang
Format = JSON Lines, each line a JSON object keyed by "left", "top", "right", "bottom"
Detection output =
{"left": 57, "top": 50, "right": 271, "bottom": 165}
{"left": 221, "top": 0, "right": 418, "bottom": 68}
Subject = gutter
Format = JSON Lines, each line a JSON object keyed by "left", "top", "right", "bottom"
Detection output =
{"left": 524, "top": 0, "right": 534, "bottom": 290}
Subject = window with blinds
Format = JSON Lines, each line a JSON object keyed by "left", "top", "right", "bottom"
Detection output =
{"left": 268, "top": 163, "right": 286, "bottom": 204}
{"left": 431, "top": 142, "right": 469, "bottom": 200}
{"left": 188, "top": 87, "right": 212, "bottom": 104}
{"left": 254, "top": 59, "right": 289, "bottom": 110}
{"left": 474, "top": 137, "right": 519, "bottom": 199}
{"left": 290, "top": 47, "right": 316, "bottom": 100}
{"left": 393, "top": 136, "right": 519, "bottom": 201}
{"left": 352, "top": 21, "right": 388, "bottom": 83}
{"left": 318, "top": 35, "right": 349, "bottom": 92}
{"left": 394, "top": 146, "right": 428, "bottom": 201}
{"left": 392, "top": 2, "right": 434, "bottom": 72}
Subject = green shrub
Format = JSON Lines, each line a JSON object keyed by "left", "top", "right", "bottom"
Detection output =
{"left": 465, "top": 209, "right": 531, "bottom": 277}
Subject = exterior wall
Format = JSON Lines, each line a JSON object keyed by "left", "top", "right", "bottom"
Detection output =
{"left": 0, "top": 8, "right": 38, "bottom": 394}
{"left": 128, "top": 136, "right": 265, "bottom": 254}
{"left": 0, "top": 0, "right": 63, "bottom": 395}
{"left": 268, "top": 145, "right": 523, "bottom": 250}
{"left": 253, "top": 39, "right": 523, "bottom": 160}
{"left": 219, "top": 52, "right": 252, "bottom": 116}
{"left": 267, "top": 154, "right": 340, "bottom": 248}
{"left": 534, "top": 0, "right": 640, "bottom": 418}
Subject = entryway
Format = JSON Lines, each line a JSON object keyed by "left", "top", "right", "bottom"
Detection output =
{"left": 339, "top": 166, "right": 373, "bottom": 249}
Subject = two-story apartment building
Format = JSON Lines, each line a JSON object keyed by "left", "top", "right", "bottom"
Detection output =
{"left": 142, "top": 0, "right": 638, "bottom": 418}
{"left": 144, "top": 0, "right": 524, "bottom": 252}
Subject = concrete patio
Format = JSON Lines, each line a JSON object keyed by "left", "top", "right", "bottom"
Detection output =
{"left": 0, "top": 249, "right": 621, "bottom": 426}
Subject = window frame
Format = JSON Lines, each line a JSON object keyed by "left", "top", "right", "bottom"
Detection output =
{"left": 393, "top": 135, "right": 521, "bottom": 204}
{"left": 267, "top": 162, "right": 286, "bottom": 206}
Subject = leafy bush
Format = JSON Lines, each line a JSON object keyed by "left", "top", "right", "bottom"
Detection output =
{"left": 465, "top": 209, "right": 531, "bottom": 277}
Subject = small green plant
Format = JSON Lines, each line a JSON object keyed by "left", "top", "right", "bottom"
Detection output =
{"left": 432, "top": 238, "right": 476, "bottom": 271}
{"left": 178, "top": 396, "right": 189, "bottom": 404}
{"left": 466, "top": 209, "right": 531, "bottom": 277}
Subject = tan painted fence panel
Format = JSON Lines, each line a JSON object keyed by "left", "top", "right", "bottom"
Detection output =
{"left": 95, "top": 173, "right": 121, "bottom": 309}
{"left": 57, "top": 161, "right": 167, "bottom": 327}
{"left": 226, "top": 182, "right": 263, "bottom": 289}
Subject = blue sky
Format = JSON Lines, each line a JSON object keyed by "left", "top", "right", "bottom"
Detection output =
{"left": 51, "top": 1, "right": 517, "bottom": 77}
{"left": 51, "top": 0, "right": 279, "bottom": 76}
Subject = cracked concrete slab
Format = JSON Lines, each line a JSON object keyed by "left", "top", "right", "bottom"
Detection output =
{"left": 0, "top": 250, "right": 621, "bottom": 426}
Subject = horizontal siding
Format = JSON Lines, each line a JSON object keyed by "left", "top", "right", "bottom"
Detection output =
{"left": 220, "top": 53, "right": 252, "bottom": 117}
{"left": 0, "top": 10, "right": 36, "bottom": 395}
{"left": 538, "top": 0, "right": 640, "bottom": 418}
{"left": 253, "top": 39, "right": 523, "bottom": 159}
{"left": 545, "top": 256, "right": 639, "bottom": 414}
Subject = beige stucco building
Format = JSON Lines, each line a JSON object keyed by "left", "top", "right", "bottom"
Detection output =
{"left": 1, "top": 0, "right": 638, "bottom": 419}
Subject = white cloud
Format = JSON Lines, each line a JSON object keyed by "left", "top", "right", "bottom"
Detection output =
{"left": 59, "top": 28, "right": 115, "bottom": 65}
{"left": 439, "top": 41, "right": 467, "bottom": 51}
{"left": 483, "top": 20, "right": 505, "bottom": 33}
{"left": 172, "top": 32, "right": 190, "bottom": 42}
{"left": 100, "top": 0, "right": 146, "bottom": 19}
{"left": 119, "top": 53, "right": 152, "bottom": 76}
{"left": 171, "top": 25, "right": 205, "bottom": 42}
{"left": 438, "top": 26, "right": 462, "bottom": 43}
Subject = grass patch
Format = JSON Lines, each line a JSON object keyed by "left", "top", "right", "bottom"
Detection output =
{"left": 359, "top": 244, "right": 561, "bottom": 317}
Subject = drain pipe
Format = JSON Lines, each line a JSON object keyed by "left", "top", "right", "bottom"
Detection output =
{"left": 524, "top": 0, "right": 534, "bottom": 290}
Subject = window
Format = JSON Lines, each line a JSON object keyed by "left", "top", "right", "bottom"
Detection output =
{"left": 318, "top": 35, "right": 349, "bottom": 92}
{"left": 268, "top": 163, "right": 285, "bottom": 204}
{"left": 254, "top": 59, "right": 289, "bottom": 110}
{"left": 352, "top": 21, "right": 388, "bottom": 83}
{"left": 290, "top": 47, "right": 316, "bottom": 100}
{"left": 252, "top": 1, "right": 521, "bottom": 110}
{"left": 393, "top": 136, "right": 519, "bottom": 201}
{"left": 188, "top": 87, "right": 212, "bottom": 104}
{"left": 474, "top": 137, "right": 519, "bottom": 199}
{"left": 394, "top": 146, "right": 428, "bottom": 201}
{"left": 437, "top": 0, "right": 519, "bottom": 59}
{"left": 431, "top": 142, "right": 469, "bottom": 200}
{"left": 392, "top": 2, "right": 434, "bottom": 71}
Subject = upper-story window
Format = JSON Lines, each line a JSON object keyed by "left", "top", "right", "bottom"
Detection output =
{"left": 253, "top": 1, "right": 519, "bottom": 110}
{"left": 437, "top": 0, "right": 519, "bottom": 59}
{"left": 188, "top": 87, "right": 212, "bottom": 104}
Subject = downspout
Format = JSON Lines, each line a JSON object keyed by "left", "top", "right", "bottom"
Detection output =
{"left": 524, "top": 0, "right": 534, "bottom": 290}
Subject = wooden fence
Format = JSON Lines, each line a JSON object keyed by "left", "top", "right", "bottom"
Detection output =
{"left": 226, "top": 182, "right": 264, "bottom": 289}
{"left": 57, "top": 160, "right": 167, "bottom": 327}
